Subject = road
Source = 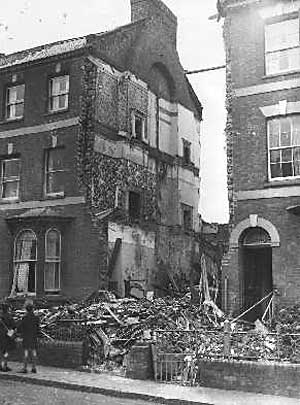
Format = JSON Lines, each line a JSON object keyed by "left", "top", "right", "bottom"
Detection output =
{"left": 0, "top": 380, "right": 163, "bottom": 405}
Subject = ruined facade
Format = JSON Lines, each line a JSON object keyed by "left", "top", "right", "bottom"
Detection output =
{"left": 222, "top": 0, "right": 300, "bottom": 317}
{"left": 0, "top": 0, "right": 204, "bottom": 300}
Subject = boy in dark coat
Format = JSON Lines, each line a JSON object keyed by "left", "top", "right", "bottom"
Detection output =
{"left": 0, "top": 302, "right": 16, "bottom": 372}
{"left": 17, "top": 300, "right": 40, "bottom": 373}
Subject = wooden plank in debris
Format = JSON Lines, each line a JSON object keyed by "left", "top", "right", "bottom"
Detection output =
{"left": 104, "top": 304, "right": 124, "bottom": 325}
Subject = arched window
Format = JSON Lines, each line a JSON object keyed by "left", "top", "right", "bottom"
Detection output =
{"left": 13, "top": 229, "right": 37, "bottom": 294}
{"left": 45, "top": 228, "right": 61, "bottom": 292}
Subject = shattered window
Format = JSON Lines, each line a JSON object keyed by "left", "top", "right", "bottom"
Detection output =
{"left": 1, "top": 158, "right": 21, "bottom": 200}
{"left": 265, "top": 18, "right": 300, "bottom": 75}
{"left": 11, "top": 230, "right": 37, "bottom": 295}
{"left": 6, "top": 84, "right": 25, "bottom": 120}
{"left": 268, "top": 115, "right": 300, "bottom": 179}
{"left": 45, "top": 228, "right": 61, "bottom": 292}
{"left": 45, "top": 148, "right": 65, "bottom": 196}
{"left": 49, "top": 75, "right": 69, "bottom": 112}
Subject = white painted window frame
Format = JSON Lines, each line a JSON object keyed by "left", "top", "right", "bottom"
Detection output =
{"left": 13, "top": 228, "right": 37, "bottom": 296}
{"left": 48, "top": 75, "right": 69, "bottom": 112}
{"left": 44, "top": 148, "right": 65, "bottom": 198}
{"left": 0, "top": 158, "right": 21, "bottom": 201}
{"left": 6, "top": 84, "right": 25, "bottom": 120}
{"left": 44, "top": 228, "right": 61, "bottom": 293}
{"left": 265, "top": 17, "right": 300, "bottom": 75}
{"left": 267, "top": 115, "right": 300, "bottom": 181}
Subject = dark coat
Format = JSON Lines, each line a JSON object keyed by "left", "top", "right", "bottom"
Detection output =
{"left": 17, "top": 312, "right": 40, "bottom": 350}
{"left": 0, "top": 313, "right": 16, "bottom": 352}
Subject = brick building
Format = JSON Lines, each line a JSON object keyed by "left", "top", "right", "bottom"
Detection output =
{"left": 0, "top": 0, "right": 204, "bottom": 300}
{"left": 221, "top": 0, "right": 300, "bottom": 317}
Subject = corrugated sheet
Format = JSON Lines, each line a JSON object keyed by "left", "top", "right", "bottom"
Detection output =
{"left": 0, "top": 37, "right": 87, "bottom": 70}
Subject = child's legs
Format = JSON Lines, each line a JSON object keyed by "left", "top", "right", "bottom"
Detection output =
{"left": 23, "top": 349, "right": 29, "bottom": 369}
{"left": 31, "top": 349, "right": 37, "bottom": 368}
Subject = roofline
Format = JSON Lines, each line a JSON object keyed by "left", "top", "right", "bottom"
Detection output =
{"left": 0, "top": 48, "right": 88, "bottom": 73}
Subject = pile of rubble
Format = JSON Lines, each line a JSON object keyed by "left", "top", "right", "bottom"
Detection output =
{"left": 9, "top": 293, "right": 300, "bottom": 369}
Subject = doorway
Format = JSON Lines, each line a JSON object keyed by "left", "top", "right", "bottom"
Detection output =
{"left": 241, "top": 227, "right": 273, "bottom": 321}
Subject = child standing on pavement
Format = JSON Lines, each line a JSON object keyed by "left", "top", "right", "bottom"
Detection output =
{"left": 0, "top": 302, "right": 16, "bottom": 372}
{"left": 18, "top": 300, "right": 40, "bottom": 373}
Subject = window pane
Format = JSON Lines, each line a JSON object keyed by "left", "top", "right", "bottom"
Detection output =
{"left": 282, "top": 148, "right": 292, "bottom": 162}
{"left": 270, "top": 149, "right": 280, "bottom": 163}
{"left": 47, "top": 149, "right": 63, "bottom": 171}
{"left": 58, "top": 94, "right": 68, "bottom": 109}
{"left": 3, "top": 159, "right": 20, "bottom": 178}
{"left": 15, "top": 263, "right": 29, "bottom": 293}
{"left": 2, "top": 181, "right": 19, "bottom": 199}
{"left": 47, "top": 172, "right": 64, "bottom": 194}
{"left": 280, "top": 119, "right": 291, "bottom": 146}
{"left": 269, "top": 120, "right": 280, "bottom": 147}
{"left": 8, "top": 87, "right": 17, "bottom": 103}
{"left": 292, "top": 116, "right": 300, "bottom": 145}
{"left": 270, "top": 163, "right": 281, "bottom": 178}
{"left": 282, "top": 162, "right": 293, "bottom": 176}
{"left": 265, "top": 19, "right": 299, "bottom": 52}
{"left": 266, "top": 48, "right": 300, "bottom": 75}
{"left": 15, "top": 103, "right": 24, "bottom": 118}
{"left": 44, "top": 262, "right": 60, "bottom": 290}
{"left": 46, "top": 229, "right": 60, "bottom": 259}
{"left": 15, "top": 230, "right": 37, "bottom": 261}
{"left": 16, "top": 85, "right": 25, "bottom": 101}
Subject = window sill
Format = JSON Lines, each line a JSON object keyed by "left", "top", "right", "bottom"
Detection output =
{"left": 44, "top": 192, "right": 65, "bottom": 199}
{"left": 45, "top": 108, "right": 69, "bottom": 117}
{"left": 262, "top": 69, "right": 300, "bottom": 80}
{"left": 264, "top": 178, "right": 300, "bottom": 188}
{"left": 0, "top": 117, "right": 24, "bottom": 125}
{"left": 0, "top": 198, "right": 19, "bottom": 204}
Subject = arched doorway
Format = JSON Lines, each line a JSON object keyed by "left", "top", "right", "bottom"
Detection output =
{"left": 240, "top": 227, "right": 273, "bottom": 321}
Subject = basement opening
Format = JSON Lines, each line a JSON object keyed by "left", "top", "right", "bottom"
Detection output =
{"left": 240, "top": 227, "right": 273, "bottom": 321}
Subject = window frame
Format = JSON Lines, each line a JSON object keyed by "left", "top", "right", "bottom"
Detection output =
{"left": 131, "top": 110, "right": 147, "bottom": 141}
{"left": 44, "top": 227, "right": 61, "bottom": 293}
{"left": 264, "top": 14, "right": 300, "bottom": 76}
{"left": 44, "top": 147, "right": 65, "bottom": 198}
{"left": 48, "top": 75, "right": 70, "bottom": 113}
{"left": 13, "top": 229, "right": 37, "bottom": 296}
{"left": 6, "top": 83, "right": 25, "bottom": 120}
{"left": 267, "top": 115, "right": 300, "bottom": 181}
{"left": 0, "top": 157, "right": 21, "bottom": 201}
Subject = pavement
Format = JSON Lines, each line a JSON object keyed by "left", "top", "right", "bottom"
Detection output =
{"left": 0, "top": 362, "right": 299, "bottom": 405}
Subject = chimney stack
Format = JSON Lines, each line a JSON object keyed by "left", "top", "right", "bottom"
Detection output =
{"left": 130, "top": 0, "right": 177, "bottom": 46}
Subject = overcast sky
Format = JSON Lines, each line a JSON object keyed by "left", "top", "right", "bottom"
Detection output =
{"left": 0, "top": 0, "right": 228, "bottom": 223}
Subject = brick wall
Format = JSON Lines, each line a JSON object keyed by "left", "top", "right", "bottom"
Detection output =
{"left": 198, "top": 359, "right": 300, "bottom": 398}
{"left": 11, "top": 340, "right": 86, "bottom": 369}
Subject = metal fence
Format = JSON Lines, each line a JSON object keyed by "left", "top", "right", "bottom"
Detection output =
{"left": 153, "top": 329, "right": 300, "bottom": 385}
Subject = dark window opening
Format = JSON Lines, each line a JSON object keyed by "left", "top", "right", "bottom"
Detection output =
{"left": 128, "top": 191, "right": 141, "bottom": 219}
{"left": 182, "top": 204, "right": 193, "bottom": 230}
{"left": 183, "top": 140, "right": 191, "bottom": 165}
{"left": 132, "top": 112, "right": 146, "bottom": 141}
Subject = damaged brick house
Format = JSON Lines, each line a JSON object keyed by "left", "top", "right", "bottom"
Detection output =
{"left": 0, "top": 0, "right": 205, "bottom": 300}
{"left": 221, "top": 0, "right": 300, "bottom": 318}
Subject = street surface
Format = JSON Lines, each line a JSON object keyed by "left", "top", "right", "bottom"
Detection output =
{"left": 0, "top": 380, "right": 163, "bottom": 405}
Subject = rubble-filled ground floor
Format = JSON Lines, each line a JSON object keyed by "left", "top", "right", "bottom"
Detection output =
{"left": 0, "top": 199, "right": 221, "bottom": 302}
{"left": 222, "top": 195, "right": 300, "bottom": 319}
